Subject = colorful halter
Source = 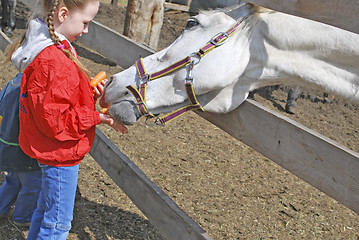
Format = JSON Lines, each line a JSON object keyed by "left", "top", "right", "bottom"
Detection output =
{"left": 126, "top": 16, "right": 247, "bottom": 126}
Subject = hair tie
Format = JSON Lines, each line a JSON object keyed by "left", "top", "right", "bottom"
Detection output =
{"left": 56, "top": 43, "right": 65, "bottom": 50}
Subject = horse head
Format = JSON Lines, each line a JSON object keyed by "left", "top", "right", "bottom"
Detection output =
{"left": 100, "top": 3, "right": 359, "bottom": 125}
{"left": 100, "top": 3, "right": 257, "bottom": 125}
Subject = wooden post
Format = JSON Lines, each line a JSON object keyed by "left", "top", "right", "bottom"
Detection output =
{"left": 164, "top": 0, "right": 192, "bottom": 12}
{"left": 123, "top": 0, "right": 165, "bottom": 50}
{"left": 111, "top": 0, "right": 117, "bottom": 7}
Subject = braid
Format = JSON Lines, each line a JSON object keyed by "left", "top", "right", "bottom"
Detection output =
{"left": 47, "top": 0, "right": 89, "bottom": 77}
{"left": 47, "top": 0, "right": 61, "bottom": 45}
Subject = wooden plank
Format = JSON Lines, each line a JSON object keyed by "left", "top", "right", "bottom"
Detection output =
{"left": 164, "top": 2, "right": 190, "bottom": 12}
{"left": 197, "top": 100, "right": 359, "bottom": 214}
{"left": 77, "top": 21, "right": 155, "bottom": 69}
{"left": 245, "top": 0, "right": 359, "bottom": 35}
{"left": 90, "top": 129, "right": 213, "bottom": 240}
{"left": 0, "top": 31, "right": 11, "bottom": 52}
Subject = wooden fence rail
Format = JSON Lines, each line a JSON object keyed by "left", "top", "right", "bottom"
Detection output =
{"left": 198, "top": 101, "right": 359, "bottom": 214}
{"left": 245, "top": 0, "right": 359, "bottom": 35}
{"left": 77, "top": 18, "right": 359, "bottom": 214}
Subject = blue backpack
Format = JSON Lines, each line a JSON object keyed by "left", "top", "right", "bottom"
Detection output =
{"left": 0, "top": 72, "right": 39, "bottom": 171}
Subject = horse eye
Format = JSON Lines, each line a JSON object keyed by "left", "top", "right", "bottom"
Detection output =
{"left": 185, "top": 19, "right": 199, "bottom": 29}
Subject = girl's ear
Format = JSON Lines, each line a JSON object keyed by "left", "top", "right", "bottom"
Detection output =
{"left": 57, "top": 6, "right": 69, "bottom": 23}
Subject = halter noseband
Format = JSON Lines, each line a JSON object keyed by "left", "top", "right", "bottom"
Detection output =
{"left": 126, "top": 16, "right": 247, "bottom": 126}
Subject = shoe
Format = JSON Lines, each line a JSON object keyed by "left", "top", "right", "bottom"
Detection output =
{"left": 13, "top": 221, "right": 31, "bottom": 227}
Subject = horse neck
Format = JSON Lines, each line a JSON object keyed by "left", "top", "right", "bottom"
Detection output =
{"left": 246, "top": 10, "right": 359, "bottom": 102}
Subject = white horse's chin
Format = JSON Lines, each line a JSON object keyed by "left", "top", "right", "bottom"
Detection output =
{"left": 108, "top": 100, "right": 140, "bottom": 125}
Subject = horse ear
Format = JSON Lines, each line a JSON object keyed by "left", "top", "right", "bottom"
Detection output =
{"left": 225, "top": 3, "right": 254, "bottom": 20}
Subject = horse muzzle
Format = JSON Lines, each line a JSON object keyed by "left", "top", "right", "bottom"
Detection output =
{"left": 106, "top": 100, "right": 140, "bottom": 125}
{"left": 100, "top": 78, "right": 141, "bottom": 125}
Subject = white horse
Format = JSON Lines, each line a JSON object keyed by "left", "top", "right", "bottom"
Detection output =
{"left": 100, "top": 3, "right": 359, "bottom": 125}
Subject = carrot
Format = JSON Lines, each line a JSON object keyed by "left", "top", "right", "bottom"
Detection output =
{"left": 90, "top": 71, "right": 106, "bottom": 88}
{"left": 100, "top": 107, "right": 108, "bottom": 114}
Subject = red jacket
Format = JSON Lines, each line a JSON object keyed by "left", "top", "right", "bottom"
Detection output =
{"left": 19, "top": 42, "right": 101, "bottom": 166}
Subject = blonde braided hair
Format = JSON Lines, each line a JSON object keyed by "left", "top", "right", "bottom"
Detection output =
{"left": 46, "top": 0, "right": 89, "bottom": 77}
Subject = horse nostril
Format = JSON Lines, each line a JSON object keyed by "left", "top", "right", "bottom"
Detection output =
{"left": 106, "top": 77, "right": 114, "bottom": 87}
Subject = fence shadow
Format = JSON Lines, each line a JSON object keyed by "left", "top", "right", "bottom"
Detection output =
{"left": 71, "top": 186, "right": 164, "bottom": 240}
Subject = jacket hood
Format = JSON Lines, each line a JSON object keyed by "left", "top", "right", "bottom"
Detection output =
{"left": 11, "top": 18, "right": 70, "bottom": 72}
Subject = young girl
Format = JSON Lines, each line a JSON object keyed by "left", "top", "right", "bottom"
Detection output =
{"left": 6, "top": 0, "right": 121, "bottom": 238}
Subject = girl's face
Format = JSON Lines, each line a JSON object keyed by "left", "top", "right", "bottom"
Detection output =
{"left": 56, "top": 0, "right": 99, "bottom": 42}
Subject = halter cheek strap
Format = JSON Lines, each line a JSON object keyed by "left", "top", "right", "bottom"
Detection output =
{"left": 126, "top": 16, "right": 247, "bottom": 126}
{"left": 126, "top": 57, "right": 204, "bottom": 125}
{"left": 126, "top": 59, "right": 150, "bottom": 116}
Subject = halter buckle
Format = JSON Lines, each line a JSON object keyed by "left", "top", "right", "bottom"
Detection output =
{"left": 190, "top": 53, "right": 202, "bottom": 65}
{"left": 138, "top": 74, "right": 149, "bottom": 85}
{"left": 209, "top": 32, "right": 229, "bottom": 46}
{"left": 135, "top": 100, "right": 145, "bottom": 106}
{"left": 145, "top": 116, "right": 164, "bottom": 127}
{"left": 185, "top": 62, "right": 194, "bottom": 83}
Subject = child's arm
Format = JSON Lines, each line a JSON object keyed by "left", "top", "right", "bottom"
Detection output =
{"left": 99, "top": 113, "right": 128, "bottom": 134}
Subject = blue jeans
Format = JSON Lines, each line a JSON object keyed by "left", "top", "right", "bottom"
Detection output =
{"left": 0, "top": 170, "right": 42, "bottom": 223}
{"left": 27, "top": 164, "right": 79, "bottom": 240}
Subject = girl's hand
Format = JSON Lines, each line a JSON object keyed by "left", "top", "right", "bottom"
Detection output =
{"left": 99, "top": 113, "right": 128, "bottom": 134}
{"left": 93, "top": 79, "right": 108, "bottom": 99}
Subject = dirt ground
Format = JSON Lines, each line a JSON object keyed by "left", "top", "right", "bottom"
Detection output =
{"left": 0, "top": 2, "right": 358, "bottom": 240}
